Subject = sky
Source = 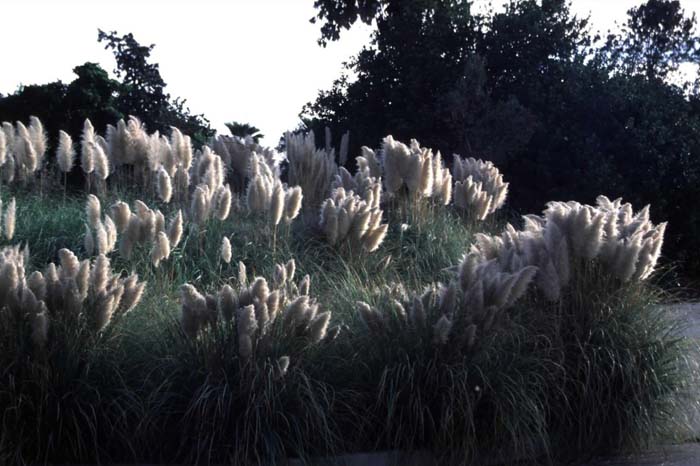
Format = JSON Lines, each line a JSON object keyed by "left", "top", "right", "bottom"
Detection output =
{"left": 1, "top": 0, "right": 700, "bottom": 146}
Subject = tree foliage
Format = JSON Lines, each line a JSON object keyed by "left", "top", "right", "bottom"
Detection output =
{"left": 225, "top": 121, "right": 264, "bottom": 143}
{"left": 600, "top": 0, "right": 700, "bottom": 81}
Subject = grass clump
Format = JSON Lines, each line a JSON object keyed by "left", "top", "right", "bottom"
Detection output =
{"left": 0, "top": 119, "right": 695, "bottom": 465}
{"left": 138, "top": 259, "right": 340, "bottom": 464}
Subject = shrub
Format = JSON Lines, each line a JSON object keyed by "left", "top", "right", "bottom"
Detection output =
{"left": 143, "top": 260, "right": 340, "bottom": 464}
{"left": 0, "top": 246, "right": 145, "bottom": 463}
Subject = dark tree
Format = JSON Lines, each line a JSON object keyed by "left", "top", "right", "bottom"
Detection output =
{"left": 97, "top": 29, "right": 213, "bottom": 144}
{"left": 600, "top": 0, "right": 700, "bottom": 81}
{"left": 225, "top": 121, "right": 264, "bottom": 143}
{"left": 303, "top": 0, "right": 537, "bottom": 164}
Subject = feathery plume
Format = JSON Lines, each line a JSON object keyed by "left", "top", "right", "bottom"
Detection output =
{"left": 110, "top": 201, "right": 131, "bottom": 233}
{"left": 4, "top": 198, "right": 16, "bottom": 240}
{"left": 218, "top": 284, "right": 237, "bottom": 321}
{"left": 270, "top": 182, "right": 285, "bottom": 225}
{"left": 221, "top": 237, "right": 232, "bottom": 264}
{"left": 86, "top": 195, "right": 101, "bottom": 229}
{"left": 121, "top": 274, "right": 145, "bottom": 313}
{"left": 167, "top": 210, "right": 184, "bottom": 248}
{"left": 81, "top": 119, "right": 96, "bottom": 174}
{"left": 93, "top": 142, "right": 110, "bottom": 180}
{"left": 308, "top": 311, "right": 331, "bottom": 343}
{"left": 181, "top": 283, "right": 207, "bottom": 338}
{"left": 214, "top": 184, "right": 232, "bottom": 220}
{"left": 157, "top": 166, "right": 173, "bottom": 203}
{"left": 56, "top": 130, "right": 75, "bottom": 173}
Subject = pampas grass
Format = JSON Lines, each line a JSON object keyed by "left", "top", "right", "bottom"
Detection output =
{"left": 319, "top": 187, "right": 388, "bottom": 252}
{"left": 453, "top": 154, "right": 508, "bottom": 221}
{"left": 286, "top": 130, "right": 337, "bottom": 216}
{"left": 0, "top": 115, "right": 691, "bottom": 465}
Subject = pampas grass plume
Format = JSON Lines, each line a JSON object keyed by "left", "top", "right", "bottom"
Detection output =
{"left": 273, "top": 263, "right": 286, "bottom": 287}
{"left": 28, "top": 116, "right": 47, "bottom": 162}
{"left": 167, "top": 210, "right": 184, "bottom": 248}
{"left": 283, "top": 295, "right": 310, "bottom": 328}
{"left": 4, "top": 198, "right": 16, "bottom": 240}
{"left": 251, "top": 277, "right": 269, "bottom": 303}
{"left": 76, "top": 260, "right": 90, "bottom": 299}
{"left": 86, "top": 195, "right": 101, "bottom": 229}
{"left": 270, "top": 182, "right": 285, "bottom": 225}
{"left": 0, "top": 261, "right": 18, "bottom": 303}
{"left": 237, "top": 304, "right": 258, "bottom": 360}
{"left": 110, "top": 201, "right": 131, "bottom": 233}
{"left": 276, "top": 356, "right": 290, "bottom": 377}
{"left": 191, "top": 185, "right": 209, "bottom": 224}
{"left": 308, "top": 311, "right": 331, "bottom": 343}
{"left": 157, "top": 166, "right": 173, "bottom": 203}
{"left": 221, "top": 236, "right": 232, "bottom": 264}
{"left": 58, "top": 248, "right": 80, "bottom": 279}
{"left": 152, "top": 231, "right": 171, "bottom": 267}
{"left": 154, "top": 209, "right": 165, "bottom": 234}
{"left": 181, "top": 283, "right": 207, "bottom": 338}
{"left": 0, "top": 129, "right": 5, "bottom": 166}
{"left": 238, "top": 261, "right": 247, "bottom": 287}
{"left": 298, "top": 274, "right": 310, "bottom": 296}
{"left": 81, "top": 119, "right": 95, "bottom": 174}
{"left": 121, "top": 274, "right": 145, "bottom": 314}
{"left": 56, "top": 130, "right": 75, "bottom": 173}
{"left": 93, "top": 142, "right": 110, "bottom": 180}
{"left": 218, "top": 284, "right": 237, "bottom": 321}
{"left": 27, "top": 271, "right": 47, "bottom": 301}
{"left": 284, "top": 186, "right": 303, "bottom": 223}
{"left": 215, "top": 184, "right": 232, "bottom": 220}
{"left": 90, "top": 254, "right": 111, "bottom": 294}
{"left": 363, "top": 223, "right": 388, "bottom": 252}
{"left": 285, "top": 259, "right": 296, "bottom": 282}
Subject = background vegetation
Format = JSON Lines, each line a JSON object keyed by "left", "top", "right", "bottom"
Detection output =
{"left": 303, "top": 0, "right": 700, "bottom": 284}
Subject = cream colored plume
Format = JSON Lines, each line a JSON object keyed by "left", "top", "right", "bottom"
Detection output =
{"left": 81, "top": 119, "right": 96, "bottom": 174}
{"left": 85, "top": 195, "right": 101, "bottom": 229}
{"left": 221, "top": 236, "right": 232, "bottom": 264}
{"left": 157, "top": 166, "right": 173, "bottom": 203}
{"left": 56, "top": 130, "right": 75, "bottom": 173}
{"left": 4, "top": 198, "right": 16, "bottom": 240}
{"left": 28, "top": 116, "right": 47, "bottom": 168}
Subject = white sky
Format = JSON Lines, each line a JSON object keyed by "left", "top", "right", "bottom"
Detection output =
{"left": 1, "top": 0, "right": 700, "bottom": 145}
